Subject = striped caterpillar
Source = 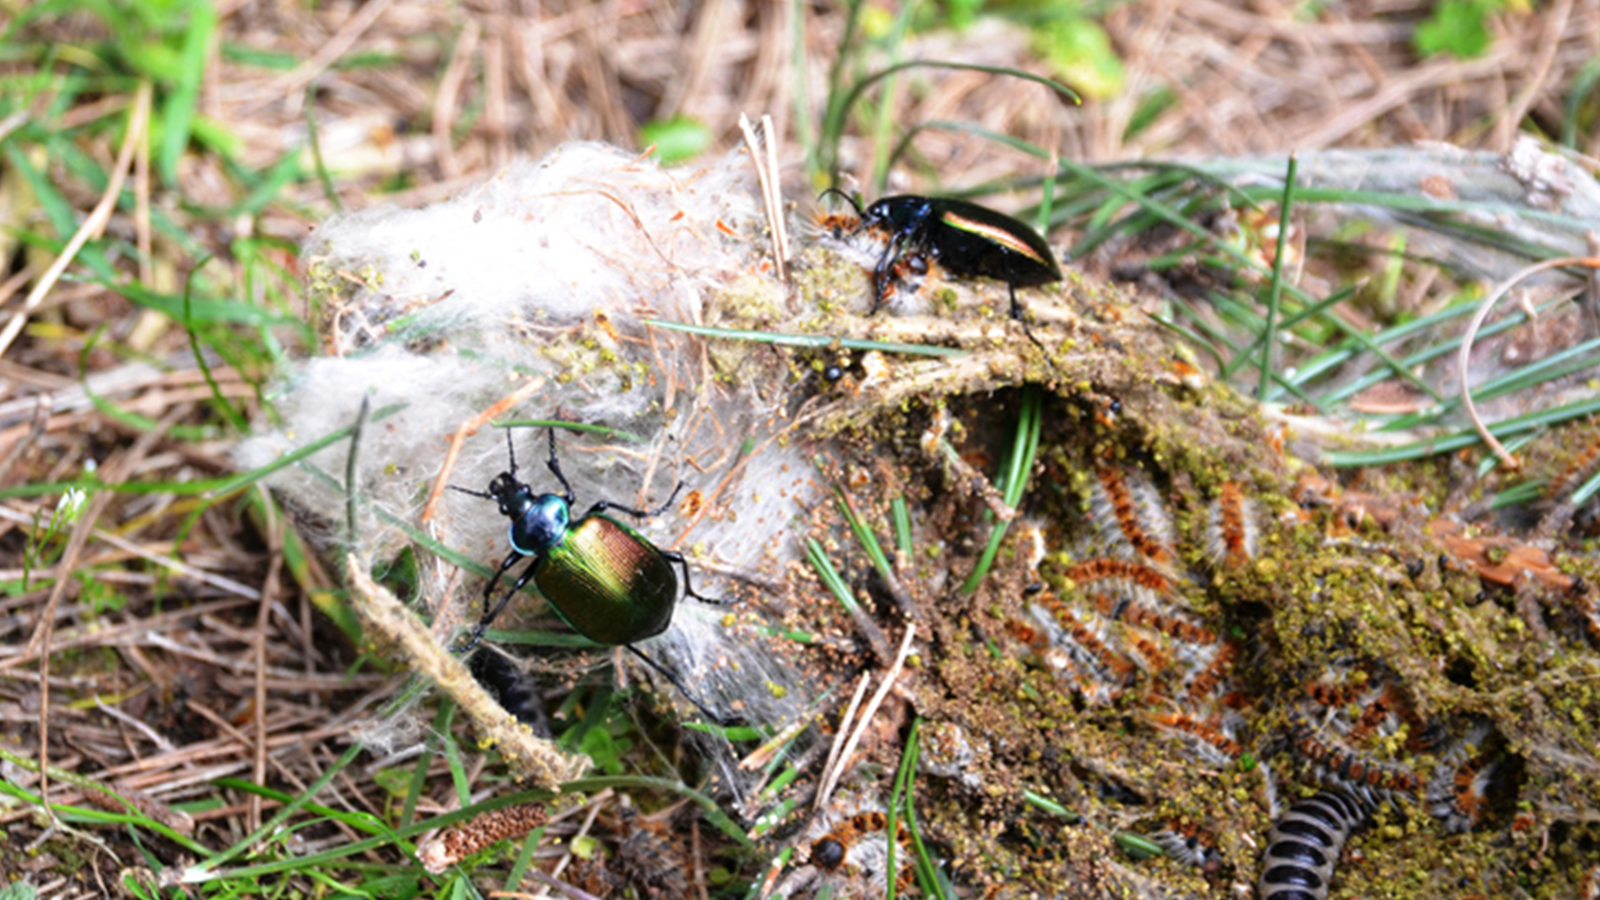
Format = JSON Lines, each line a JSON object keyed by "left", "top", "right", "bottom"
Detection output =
{"left": 1060, "top": 557, "right": 1176, "bottom": 596}
{"left": 1542, "top": 429, "right": 1600, "bottom": 503}
{"left": 1090, "top": 466, "right": 1176, "bottom": 567}
{"left": 1425, "top": 723, "right": 1498, "bottom": 833}
{"left": 1205, "top": 480, "right": 1258, "bottom": 568}
{"left": 1257, "top": 791, "right": 1372, "bottom": 900}
{"left": 1287, "top": 714, "right": 1425, "bottom": 806}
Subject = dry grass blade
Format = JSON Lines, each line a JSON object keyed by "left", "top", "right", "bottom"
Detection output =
{"left": 0, "top": 84, "right": 150, "bottom": 359}
{"left": 1458, "top": 255, "right": 1600, "bottom": 469}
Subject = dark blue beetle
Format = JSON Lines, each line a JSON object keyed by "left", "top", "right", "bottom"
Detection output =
{"left": 820, "top": 189, "right": 1062, "bottom": 321}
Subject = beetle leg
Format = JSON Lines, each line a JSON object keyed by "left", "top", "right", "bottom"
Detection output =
{"left": 661, "top": 549, "right": 732, "bottom": 606}
{"left": 624, "top": 644, "right": 723, "bottom": 723}
{"left": 584, "top": 479, "right": 683, "bottom": 520}
{"left": 460, "top": 555, "right": 540, "bottom": 653}
{"left": 645, "top": 481, "right": 686, "bottom": 518}
{"left": 480, "top": 548, "right": 524, "bottom": 612}
{"left": 1009, "top": 283, "right": 1060, "bottom": 375}
{"left": 871, "top": 241, "right": 903, "bottom": 314}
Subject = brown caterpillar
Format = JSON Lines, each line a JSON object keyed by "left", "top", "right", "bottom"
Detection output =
{"left": 1205, "top": 480, "right": 1257, "bottom": 568}
{"left": 1426, "top": 724, "right": 1498, "bottom": 833}
{"left": 1060, "top": 556, "right": 1175, "bottom": 596}
{"left": 1090, "top": 466, "right": 1175, "bottom": 566}
{"left": 1288, "top": 715, "right": 1424, "bottom": 803}
{"left": 1030, "top": 593, "right": 1138, "bottom": 686}
{"left": 1089, "top": 590, "right": 1218, "bottom": 647}
{"left": 1143, "top": 709, "right": 1243, "bottom": 764}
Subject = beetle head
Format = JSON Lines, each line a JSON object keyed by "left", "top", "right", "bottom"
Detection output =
{"left": 488, "top": 472, "right": 533, "bottom": 517}
{"left": 509, "top": 492, "right": 571, "bottom": 555}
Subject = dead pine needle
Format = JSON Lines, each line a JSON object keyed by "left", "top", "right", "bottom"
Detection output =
{"left": 1458, "top": 255, "right": 1600, "bottom": 470}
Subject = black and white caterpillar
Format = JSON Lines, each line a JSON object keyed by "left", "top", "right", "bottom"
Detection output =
{"left": 1258, "top": 791, "right": 1372, "bottom": 900}
{"left": 471, "top": 647, "right": 550, "bottom": 733}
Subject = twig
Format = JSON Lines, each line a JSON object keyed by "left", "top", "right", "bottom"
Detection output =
{"left": 1496, "top": 0, "right": 1573, "bottom": 153}
{"left": 526, "top": 869, "right": 606, "bottom": 900}
{"left": 814, "top": 672, "right": 871, "bottom": 813}
{"left": 1583, "top": 232, "right": 1600, "bottom": 341}
{"left": 433, "top": 17, "right": 480, "bottom": 180}
{"left": 921, "top": 408, "right": 1016, "bottom": 523}
{"left": 259, "top": 0, "right": 397, "bottom": 117}
{"left": 419, "top": 377, "right": 548, "bottom": 524}
{"left": 1457, "top": 255, "right": 1600, "bottom": 470}
{"left": 29, "top": 407, "right": 179, "bottom": 818}
{"left": 252, "top": 485, "right": 284, "bottom": 834}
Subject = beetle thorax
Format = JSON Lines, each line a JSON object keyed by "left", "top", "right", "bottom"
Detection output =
{"left": 868, "top": 197, "right": 933, "bottom": 233}
{"left": 507, "top": 492, "right": 571, "bottom": 556}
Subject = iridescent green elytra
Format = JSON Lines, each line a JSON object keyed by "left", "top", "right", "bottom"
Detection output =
{"left": 535, "top": 514, "right": 677, "bottom": 644}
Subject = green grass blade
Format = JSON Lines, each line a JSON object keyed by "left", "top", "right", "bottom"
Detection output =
{"left": 868, "top": 0, "right": 918, "bottom": 192}
{"left": 961, "top": 385, "right": 1042, "bottom": 594}
{"left": 826, "top": 61, "right": 1078, "bottom": 184}
{"left": 495, "top": 419, "right": 647, "bottom": 443}
{"left": 182, "top": 256, "right": 250, "bottom": 432}
{"left": 562, "top": 775, "right": 754, "bottom": 848}
{"left": 159, "top": 0, "right": 215, "bottom": 184}
{"left": 805, "top": 536, "right": 862, "bottom": 617}
{"left": 1053, "top": 159, "right": 1441, "bottom": 402}
{"left": 1323, "top": 395, "right": 1600, "bottom": 466}
{"left": 835, "top": 487, "right": 894, "bottom": 585}
{"left": 1258, "top": 154, "right": 1298, "bottom": 400}
{"left": 891, "top": 495, "right": 913, "bottom": 559}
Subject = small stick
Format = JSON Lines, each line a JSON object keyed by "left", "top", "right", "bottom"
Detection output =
{"left": 0, "top": 84, "right": 150, "bottom": 359}
{"left": 343, "top": 554, "right": 586, "bottom": 788}
{"left": 921, "top": 408, "right": 1016, "bottom": 522}
{"left": 814, "top": 672, "right": 872, "bottom": 813}
{"left": 1583, "top": 231, "right": 1600, "bottom": 340}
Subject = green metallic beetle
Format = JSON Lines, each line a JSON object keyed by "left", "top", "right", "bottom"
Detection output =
{"left": 456, "top": 428, "right": 721, "bottom": 659}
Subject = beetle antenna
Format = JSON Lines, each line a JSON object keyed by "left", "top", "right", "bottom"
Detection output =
{"left": 449, "top": 484, "right": 494, "bottom": 500}
{"left": 545, "top": 427, "right": 576, "bottom": 504}
{"left": 818, "top": 187, "right": 863, "bottom": 218}
{"left": 624, "top": 644, "right": 723, "bottom": 724}
{"left": 504, "top": 428, "right": 518, "bottom": 477}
